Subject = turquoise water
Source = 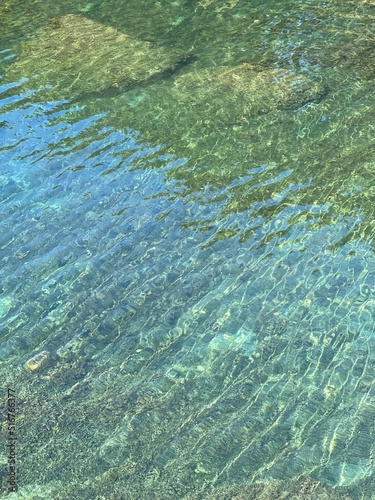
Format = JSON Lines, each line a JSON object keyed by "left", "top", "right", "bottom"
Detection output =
{"left": 0, "top": 0, "right": 374, "bottom": 498}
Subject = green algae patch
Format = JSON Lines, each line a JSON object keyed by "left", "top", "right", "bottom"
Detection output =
{"left": 6, "top": 14, "right": 185, "bottom": 100}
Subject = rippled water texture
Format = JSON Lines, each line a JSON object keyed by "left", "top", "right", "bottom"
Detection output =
{"left": 0, "top": 0, "right": 374, "bottom": 498}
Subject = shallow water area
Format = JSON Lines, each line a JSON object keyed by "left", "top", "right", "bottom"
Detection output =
{"left": 0, "top": 0, "right": 374, "bottom": 499}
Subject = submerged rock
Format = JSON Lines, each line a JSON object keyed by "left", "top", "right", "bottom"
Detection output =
{"left": 6, "top": 14, "right": 186, "bottom": 100}
{"left": 24, "top": 350, "right": 50, "bottom": 372}
{"left": 327, "top": 42, "right": 375, "bottom": 80}
{"left": 173, "top": 63, "right": 328, "bottom": 125}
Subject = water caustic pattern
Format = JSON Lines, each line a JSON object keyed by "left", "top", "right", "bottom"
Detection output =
{"left": 0, "top": 0, "right": 374, "bottom": 498}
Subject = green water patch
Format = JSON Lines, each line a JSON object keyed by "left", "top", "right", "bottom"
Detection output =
{"left": 0, "top": 0, "right": 98, "bottom": 45}
{"left": 5, "top": 0, "right": 370, "bottom": 251}
{"left": 5, "top": 14, "right": 192, "bottom": 101}
{"left": 67, "top": 56, "right": 374, "bottom": 251}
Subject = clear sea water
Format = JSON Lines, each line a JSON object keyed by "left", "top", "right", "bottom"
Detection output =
{"left": 0, "top": 0, "right": 374, "bottom": 498}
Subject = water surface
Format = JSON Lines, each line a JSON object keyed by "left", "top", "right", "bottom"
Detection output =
{"left": 0, "top": 0, "right": 374, "bottom": 498}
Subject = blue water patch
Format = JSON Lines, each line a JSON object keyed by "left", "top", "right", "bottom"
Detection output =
{"left": 2, "top": 97, "right": 374, "bottom": 494}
